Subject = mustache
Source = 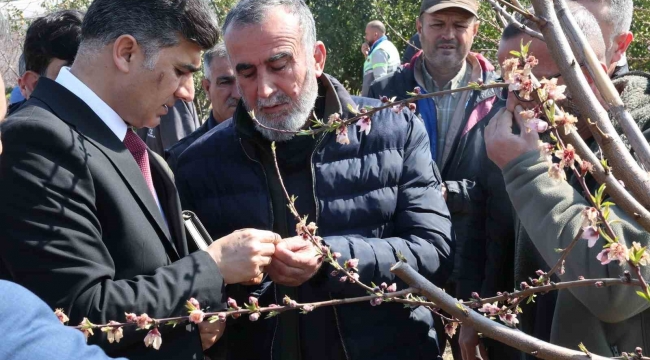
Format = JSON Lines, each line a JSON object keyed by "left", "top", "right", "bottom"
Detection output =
{"left": 226, "top": 97, "right": 239, "bottom": 108}
{"left": 257, "top": 92, "right": 292, "bottom": 109}
{"left": 435, "top": 40, "right": 458, "bottom": 47}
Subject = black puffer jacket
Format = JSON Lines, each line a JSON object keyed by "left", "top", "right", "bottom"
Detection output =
{"left": 175, "top": 74, "right": 454, "bottom": 360}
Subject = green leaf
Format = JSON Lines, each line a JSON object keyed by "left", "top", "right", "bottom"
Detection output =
{"left": 554, "top": 248, "right": 564, "bottom": 253}
{"left": 167, "top": 319, "right": 181, "bottom": 327}
{"left": 636, "top": 291, "right": 650, "bottom": 302}
{"left": 526, "top": 294, "right": 537, "bottom": 304}
{"left": 578, "top": 342, "right": 590, "bottom": 356}
{"left": 265, "top": 311, "right": 280, "bottom": 319}
{"left": 599, "top": 228, "right": 615, "bottom": 243}
{"left": 509, "top": 50, "right": 522, "bottom": 57}
{"left": 521, "top": 39, "right": 531, "bottom": 56}
{"left": 601, "top": 201, "right": 616, "bottom": 207}
{"left": 347, "top": 103, "right": 359, "bottom": 114}
{"left": 207, "top": 316, "right": 219, "bottom": 324}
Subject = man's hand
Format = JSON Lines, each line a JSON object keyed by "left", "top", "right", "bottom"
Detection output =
{"left": 459, "top": 325, "right": 489, "bottom": 360}
{"left": 361, "top": 42, "right": 370, "bottom": 57}
{"left": 198, "top": 320, "right": 225, "bottom": 351}
{"left": 266, "top": 236, "right": 323, "bottom": 287}
{"left": 206, "top": 229, "right": 279, "bottom": 285}
{"left": 485, "top": 106, "right": 539, "bottom": 169}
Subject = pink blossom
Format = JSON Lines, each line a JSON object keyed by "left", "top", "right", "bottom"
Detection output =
{"left": 249, "top": 312, "right": 260, "bottom": 322}
{"left": 413, "top": 86, "right": 422, "bottom": 95}
{"left": 345, "top": 258, "right": 359, "bottom": 269}
{"left": 527, "top": 119, "right": 548, "bottom": 133}
{"left": 499, "top": 311, "right": 519, "bottom": 327}
{"left": 391, "top": 105, "right": 403, "bottom": 114}
{"left": 582, "top": 226, "right": 600, "bottom": 248}
{"left": 555, "top": 112, "right": 578, "bottom": 135}
{"left": 581, "top": 207, "right": 599, "bottom": 229}
{"left": 501, "top": 58, "right": 520, "bottom": 82}
{"left": 554, "top": 144, "right": 581, "bottom": 169}
{"left": 380, "top": 282, "right": 388, "bottom": 290}
{"left": 610, "top": 242, "right": 630, "bottom": 265}
{"left": 143, "top": 328, "right": 162, "bottom": 350}
{"left": 336, "top": 126, "right": 350, "bottom": 145}
{"left": 302, "top": 305, "right": 314, "bottom": 312}
{"left": 349, "top": 273, "right": 360, "bottom": 283}
{"left": 540, "top": 77, "right": 567, "bottom": 101}
{"left": 386, "top": 283, "right": 397, "bottom": 293}
{"left": 332, "top": 252, "right": 341, "bottom": 260}
{"left": 189, "top": 309, "right": 205, "bottom": 324}
{"left": 125, "top": 312, "right": 138, "bottom": 323}
{"left": 306, "top": 222, "right": 318, "bottom": 234}
{"left": 524, "top": 55, "right": 539, "bottom": 70}
{"left": 547, "top": 163, "right": 567, "bottom": 181}
{"left": 227, "top": 298, "right": 238, "bottom": 309}
{"left": 339, "top": 276, "right": 348, "bottom": 282}
{"left": 478, "top": 302, "right": 500, "bottom": 316}
{"left": 289, "top": 300, "right": 298, "bottom": 308}
{"left": 217, "top": 312, "right": 227, "bottom": 323}
{"left": 188, "top": 298, "right": 200, "bottom": 310}
{"left": 519, "top": 77, "right": 534, "bottom": 100}
{"left": 445, "top": 322, "right": 458, "bottom": 338}
{"left": 408, "top": 103, "right": 417, "bottom": 112}
{"left": 79, "top": 318, "right": 95, "bottom": 342}
{"left": 580, "top": 161, "right": 594, "bottom": 176}
{"left": 357, "top": 117, "right": 372, "bottom": 135}
{"left": 54, "top": 309, "right": 69, "bottom": 324}
{"left": 136, "top": 313, "right": 153, "bottom": 330}
{"left": 370, "top": 297, "right": 383, "bottom": 306}
{"left": 328, "top": 113, "right": 341, "bottom": 124}
{"left": 101, "top": 321, "right": 124, "bottom": 344}
{"left": 596, "top": 248, "right": 611, "bottom": 265}
{"left": 538, "top": 141, "right": 554, "bottom": 163}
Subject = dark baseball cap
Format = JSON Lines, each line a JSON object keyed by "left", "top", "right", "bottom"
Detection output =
{"left": 420, "top": 0, "right": 479, "bottom": 17}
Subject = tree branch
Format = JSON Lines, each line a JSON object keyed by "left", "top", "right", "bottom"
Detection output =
{"left": 392, "top": 261, "right": 612, "bottom": 360}
{"left": 530, "top": 0, "right": 650, "bottom": 211}
{"left": 485, "top": 0, "right": 545, "bottom": 41}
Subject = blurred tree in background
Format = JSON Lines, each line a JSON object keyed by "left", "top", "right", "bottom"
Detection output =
{"left": 2, "top": 0, "right": 650, "bottom": 112}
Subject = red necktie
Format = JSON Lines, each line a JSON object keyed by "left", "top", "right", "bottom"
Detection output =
{"left": 123, "top": 129, "right": 157, "bottom": 200}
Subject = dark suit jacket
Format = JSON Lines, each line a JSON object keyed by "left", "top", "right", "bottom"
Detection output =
{"left": 0, "top": 78, "right": 226, "bottom": 360}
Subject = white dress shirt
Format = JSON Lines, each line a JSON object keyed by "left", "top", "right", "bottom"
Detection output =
{"left": 56, "top": 67, "right": 168, "bottom": 226}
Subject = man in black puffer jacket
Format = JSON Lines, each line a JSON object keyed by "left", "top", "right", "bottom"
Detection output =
{"left": 174, "top": 1, "right": 454, "bottom": 359}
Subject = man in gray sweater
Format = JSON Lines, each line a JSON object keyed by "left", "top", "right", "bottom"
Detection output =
{"left": 485, "top": 7, "right": 650, "bottom": 357}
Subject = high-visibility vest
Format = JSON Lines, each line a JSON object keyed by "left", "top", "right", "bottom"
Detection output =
{"left": 363, "top": 40, "right": 401, "bottom": 76}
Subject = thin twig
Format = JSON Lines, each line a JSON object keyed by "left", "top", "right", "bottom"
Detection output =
{"left": 252, "top": 83, "right": 508, "bottom": 136}
{"left": 484, "top": 0, "right": 545, "bottom": 41}
{"left": 73, "top": 288, "right": 418, "bottom": 330}
{"left": 545, "top": 228, "right": 583, "bottom": 280}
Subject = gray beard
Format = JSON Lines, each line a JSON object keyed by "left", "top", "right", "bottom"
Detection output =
{"left": 242, "top": 69, "right": 319, "bottom": 142}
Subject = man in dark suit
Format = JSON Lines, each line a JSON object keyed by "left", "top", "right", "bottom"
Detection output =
{"left": 0, "top": 1, "right": 278, "bottom": 359}
{"left": 166, "top": 42, "right": 240, "bottom": 173}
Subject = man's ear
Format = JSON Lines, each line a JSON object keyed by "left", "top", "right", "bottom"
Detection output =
{"left": 313, "top": 41, "right": 327, "bottom": 77}
{"left": 201, "top": 78, "right": 211, "bottom": 95}
{"left": 17, "top": 71, "right": 40, "bottom": 99}
{"left": 416, "top": 16, "right": 423, "bottom": 36}
{"left": 610, "top": 31, "right": 634, "bottom": 65}
{"left": 112, "top": 35, "right": 139, "bottom": 74}
{"left": 472, "top": 20, "right": 481, "bottom": 37}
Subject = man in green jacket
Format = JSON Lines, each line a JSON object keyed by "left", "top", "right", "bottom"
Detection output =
{"left": 485, "top": 9, "right": 650, "bottom": 357}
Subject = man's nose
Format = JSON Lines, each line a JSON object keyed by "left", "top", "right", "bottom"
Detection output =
{"left": 257, "top": 72, "right": 275, "bottom": 99}
{"left": 231, "top": 83, "right": 241, "bottom": 100}
{"left": 175, "top": 75, "right": 195, "bottom": 102}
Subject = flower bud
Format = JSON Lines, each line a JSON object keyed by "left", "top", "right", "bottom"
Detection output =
{"left": 249, "top": 312, "right": 260, "bottom": 322}
{"left": 380, "top": 96, "right": 389, "bottom": 103}
{"left": 349, "top": 273, "right": 360, "bottom": 283}
{"left": 370, "top": 297, "right": 383, "bottom": 306}
{"left": 248, "top": 296, "right": 258, "bottom": 306}
{"left": 531, "top": 279, "right": 539, "bottom": 285}
{"left": 302, "top": 305, "right": 314, "bottom": 312}
{"left": 227, "top": 298, "right": 238, "bottom": 309}
{"left": 289, "top": 300, "right": 298, "bottom": 308}
{"left": 125, "top": 312, "right": 138, "bottom": 323}
{"left": 636, "top": 347, "right": 643, "bottom": 355}
{"left": 386, "top": 283, "right": 397, "bottom": 293}
{"left": 189, "top": 309, "right": 205, "bottom": 324}
{"left": 380, "top": 282, "right": 388, "bottom": 290}
{"left": 408, "top": 103, "right": 417, "bottom": 112}
{"left": 339, "top": 276, "right": 348, "bottom": 282}
{"left": 471, "top": 292, "right": 480, "bottom": 300}
{"left": 595, "top": 281, "right": 604, "bottom": 288}
{"left": 520, "top": 282, "right": 530, "bottom": 290}
{"left": 345, "top": 258, "right": 359, "bottom": 269}
{"left": 188, "top": 298, "right": 200, "bottom": 309}
{"left": 578, "top": 276, "right": 585, "bottom": 280}
{"left": 535, "top": 270, "right": 545, "bottom": 277}
{"left": 218, "top": 312, "right": 227, "bottom": 323}
{"left": 413, "top": 86, "right": 421, "bottom": 95}
{"left": 332, "top": 252, "right": 342, "bottom": 260}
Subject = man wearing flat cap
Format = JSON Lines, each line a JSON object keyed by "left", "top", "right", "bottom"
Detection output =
{"left": 371, "top": 1, "right": 520, "bottom": 359}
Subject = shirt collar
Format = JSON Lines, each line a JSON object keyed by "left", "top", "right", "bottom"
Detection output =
{"left": 421, "top": 59, "right": 470, "bottom": 92}
{"left": 55, "top": 67, "right": 128, "bottom": 141}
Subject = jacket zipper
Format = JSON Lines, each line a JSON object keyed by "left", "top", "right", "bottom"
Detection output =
{"left": 310, "top": 132, "right": 350, "bottom": 360}
{"left": 238, "top": 138, "right": 279, "bottom": 360}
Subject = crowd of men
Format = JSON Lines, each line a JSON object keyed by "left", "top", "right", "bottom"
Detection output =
{"left": 0, "top": 0, "right": 648, "bottom": 359}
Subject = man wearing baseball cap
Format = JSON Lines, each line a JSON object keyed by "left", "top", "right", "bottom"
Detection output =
{"left": 370, "top": 1, "right": 520, "bottom": 360}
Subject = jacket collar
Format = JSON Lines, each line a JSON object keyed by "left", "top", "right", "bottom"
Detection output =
{"left": 30, "top": 78, "right": 179, "bottom": 260}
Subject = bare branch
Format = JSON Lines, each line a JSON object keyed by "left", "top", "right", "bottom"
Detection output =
{"left": 485, "top": 0, "right": 545, "bottom": 41}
